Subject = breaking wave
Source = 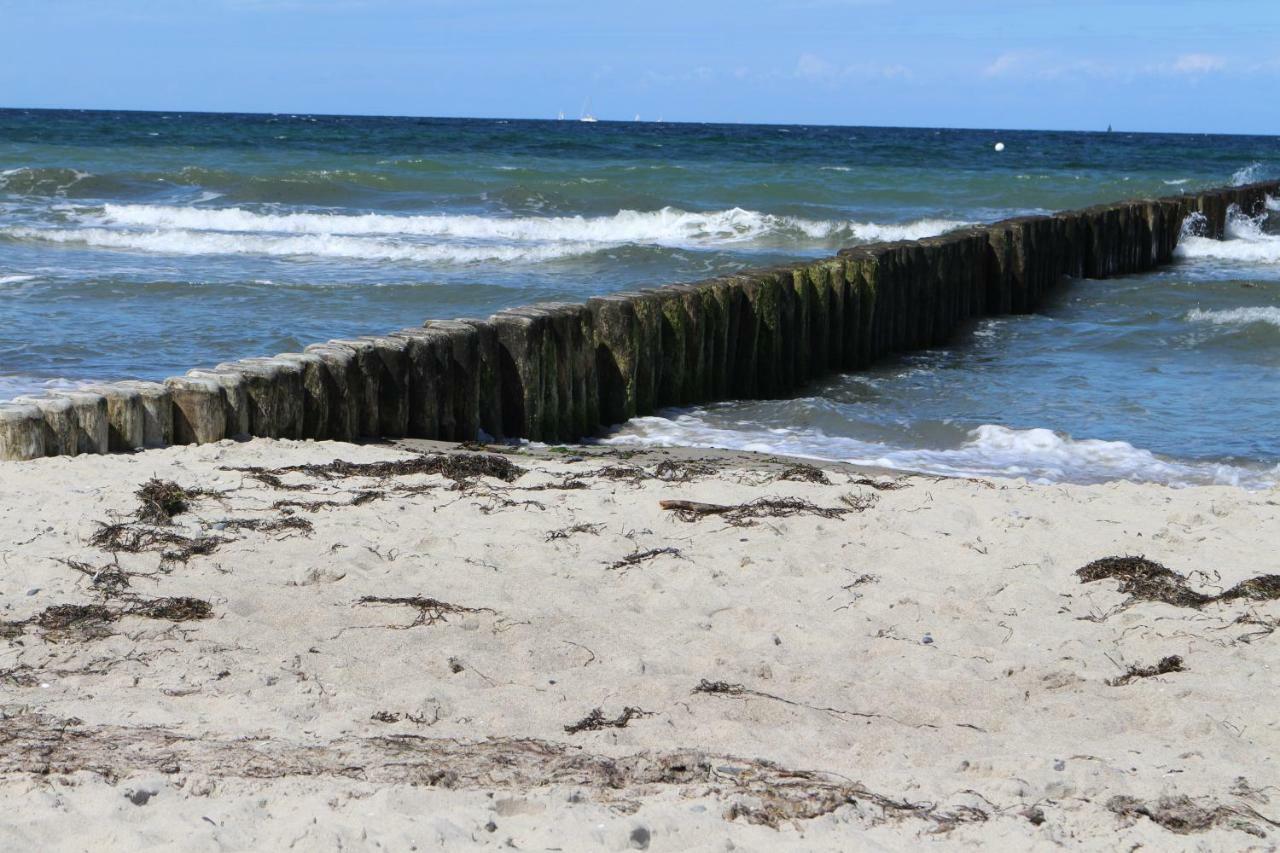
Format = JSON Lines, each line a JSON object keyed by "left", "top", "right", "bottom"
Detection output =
{"left": 94, "top": 203, "right": 966, "bottom": 246}
{"left": 1, "top": 226, "right": 603, "bottom": 265}
{"left": 1175, "top": 205, "right": 1280, "bottom": 263}
{"left": 0, "top": 204, "right": 969, "bottom": 263}
{"left": 601, "top": 416, "right": 1275, "bottom": 487}
{"left": 1187, "top": 306, "right": 1280, "bottom": 330}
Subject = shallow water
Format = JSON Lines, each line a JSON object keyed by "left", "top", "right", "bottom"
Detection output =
{"left": 2, "top": 109, "right": 1278, "bottom": 484}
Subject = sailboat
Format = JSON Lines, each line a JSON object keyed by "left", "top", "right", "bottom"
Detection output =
{"left": 557, "top": 111, "right": 565, "bottom": 120}
{"left": 579, "top": 97, "right": 598, "bottom": 123}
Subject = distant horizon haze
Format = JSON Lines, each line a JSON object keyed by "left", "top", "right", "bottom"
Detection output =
{"left": 1, "top": 0, "right": 1278, "bottom": 135}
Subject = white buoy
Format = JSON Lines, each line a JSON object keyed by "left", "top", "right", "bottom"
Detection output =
{"left": 994, "top": 142, "right": 1005, "bottom": 152}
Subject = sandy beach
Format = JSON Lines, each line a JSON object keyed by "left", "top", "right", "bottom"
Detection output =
{"left": 0, "top": 438, "right": 1277, "bottom": 850}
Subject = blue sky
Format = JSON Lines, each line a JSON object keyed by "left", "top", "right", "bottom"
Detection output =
{"left": 2, "top": 0, "right": 1278, "bottom": 133}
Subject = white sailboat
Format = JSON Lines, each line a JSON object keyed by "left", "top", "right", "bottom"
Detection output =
{"left": 579, "top": 97, "right": 598, "bottom": 123}
{"left": 557, "top": 110, "right": 565, "bottom": 120}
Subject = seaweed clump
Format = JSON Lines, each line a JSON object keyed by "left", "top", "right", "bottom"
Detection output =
{"left": 564, "top": 706, "right": 653, "bottom": 734}
{"left": 1077, "top": 557, "right": 1214, "bottom": 608}
{"left": 660, "top": 497, "right": 852, "bottom": 526}
{"left": 1107, "top": 655, "right": 1185, "bottom": 687}
{"left": 1078, "top": 557, "right": 1280, "bottom": 609}
{"left": 357, "top": 595, "right": 495, "bottom": 627}
{"left": 245, "top": 453, "right": 526, "bottom": 485}
{"left": 135, "top": 479, "right": 212, "bottom": 524}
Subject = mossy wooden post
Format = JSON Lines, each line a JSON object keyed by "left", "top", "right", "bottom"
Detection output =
{"left": 666, "top": 284, "right": 710, "bottom": 404}
{"left": 116, "top": 381, "right": 173, "bottom": 447}
{"left": 813, "top": 260, "right": 843, "bottom": 371}
{"left": 356, "top": 336, "right": 410, "bottom": 439}
{"left": 492, "top": 310, "right": 547, "bottom": 440}
{"left": 14, "top": 395, "right": 75, "bottom": 456}
{"left": 274, "top": 352, "right": 333, "bottom": 441}
{"left": 223, "top": 358, "right": 304, "bottom": 439}
{"left": 651, "top": 287, "right": 687, "bottom": 407}
{"left": 48, "top": 391, "right": 110, "bottom": 454}
{"left": 457, "top": 318, "right": 505, "bottom": 440}
{"left": 532, "top": 302, "right": 597, "bottom": 437}
{"left": 0, "top": 403, "right": 45, "bottom": 460}
{"left": 725, "top": 274, "right": 760, "bottom": 399}
{"left": 737, "top": 271, "right": 783, "bottom": 398}
{"left": 84, "top": 383, "right": 146, "bottom": 451}
{"left": 427, "top": 320, "right": 485, "bottom": 441}
{"left": 389, "top": 327, "right": 448, "bottom": 439}
{"left": 165, "top": 376, "right": 226, "bottom": 445}
{"left": 303, "top": 343, "right": 363, "bottom": 442}
{"left": 187, "top": 369, "right": 250, "bottom": 439}
{"left": 587, "top": 294, "right": 638, "bottom": 427}
{"left": 705, "top": 277, "right": 738, "bottom": 401}
{"left": 326, "top": 339, "right": 382, "bottom": 438}
{"left": 500, "top": 307, "right": 562, "bottom": 440}
{"left": 627, "top": 290, "right": 665, "bottom": 415}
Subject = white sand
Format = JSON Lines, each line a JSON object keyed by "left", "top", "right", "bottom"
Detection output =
{"left": 0, "top": 437, "right": 1277, "bottom": 851}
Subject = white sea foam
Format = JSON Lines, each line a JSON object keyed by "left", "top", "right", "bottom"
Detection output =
{"left": 1162, "top": 178, "right": 1190, "bottom": 186}
{"left": 1186, "top": 306, "right": 1280, "bottom": 330}
{"left": 92, "top": 203, "right": 967, "bottom": 248}
{"left": 0, "top": 274, "right": 35, "bottom": 285}
{"left": 0, "top": 375, "right": 91, "bottom": 403}
{"left": 3, "top": 226, "right": 602, "bottom": 264}
{"left": 1231, "top": 162, "right": 1270, "bottom": 186}
{"left": 600, "top": 416, "right": 1273, "bottom": 487}
{"left": 1175, "top": 205, "right": 1280, "bottom": 263}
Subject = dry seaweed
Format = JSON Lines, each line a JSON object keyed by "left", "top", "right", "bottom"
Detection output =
{"left": 1078, "top": 557, "right": 1280, "bottom": 609}
{"left": 90, "top": 524, "right": 226, "bottom": 565}
{"left": 605, "top": 547, "right": 683, "bottom": 571}
{"left": 545, "top": 523, "right": 604, "bottom": 542}
{"left": 1107, "top": 795, "right": 1273, "bottom": 837}
{"left": 775, "top": 464, "right": 830, "bottom": 484}
{"left": 60, "top": 558, "right": 138, "bottom": 597}
{"left": 357, "top": 595, "right": 495, "bottom": 627}
{"left": 564, "top": 706, "right": 653, "bottom": 734}
{"left": 1219, "top": 575, "right": 1280, "bottom": 603}
{"left": 3, "top": 593, "right": 213, "bottom": 642}
{"left": 34, "top": 604, "right": 118, "bottom": 632}
{"left": 653, "top": 459, "right": 716, "bottom": 482}
{"left": 135, "top": 479, "right": 213, "bottom": 524}
{"left": 1, "top": 711, "right": 990, "bottom": 832}
{"left": 839, "top": 492, "right": 880, "bottom": 512}
{"left": 216, "top": 516, "right": 313, "bottom": 537}
{"left": 848, "top": 476, "right": 910, "bottom": 491}
{"left": 1107, "top": 655, "right": 1185, "bottom": 687}
{"left": 1077, "top": 557, "right": 1214, "bottom": 607}
{"left": 234, "top": 453, "right": 525, "bottom": 485}
{"left": 126, "top": 597, "right": 213, "bottom": 622}
{"left": 370, "top": 709, "right": 437, "bottom": 725}
{"left": 660, "top": 497, "right": 852, "bottom": 526}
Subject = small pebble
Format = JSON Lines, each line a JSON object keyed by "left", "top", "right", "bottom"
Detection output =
{"left": 922, "top": 634, "right": 934, "bottom": 645}
{"left": 126, "top": 789, "right": 155, "bottom": 806}
{"left": 1053, "top": 759, "right": 1065, "bottom": 771}
{"left": 629, "top": 826, "right": 651, "bottom": 850}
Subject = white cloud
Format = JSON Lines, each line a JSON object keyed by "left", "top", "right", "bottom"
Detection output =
{"left": 794, "top": 53, "right": 912, "bottom": 83}
{"left": 1171, "top": 53, "right": 1226, "bottom": 74}
{"left": 983, "top": 51, "right": 1035, "bottom": 78}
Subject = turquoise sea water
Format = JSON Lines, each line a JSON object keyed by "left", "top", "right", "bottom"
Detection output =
{"left": 1, "top": 109, "right": 1278, "bottom": 484}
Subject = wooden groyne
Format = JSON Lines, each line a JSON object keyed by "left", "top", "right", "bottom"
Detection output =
{"left": 2, "top": 181, "right": 1277, "bottom": 461}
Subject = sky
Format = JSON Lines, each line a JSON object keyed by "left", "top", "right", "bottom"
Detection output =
{"left": 2, "top": 0, "right": 1279, "bottom": 133}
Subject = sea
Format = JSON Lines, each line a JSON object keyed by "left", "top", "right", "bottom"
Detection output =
{"left": 2, "top": 109, "right": 1278, "bottom": 486}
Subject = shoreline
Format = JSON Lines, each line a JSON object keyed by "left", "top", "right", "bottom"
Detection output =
{"left": 2, "top": 437, "right": 1277, "bottom": 849}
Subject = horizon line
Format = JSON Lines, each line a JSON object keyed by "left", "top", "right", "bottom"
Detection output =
{"left": 1, "top": 104, "right": 1274, "bottom": 139}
